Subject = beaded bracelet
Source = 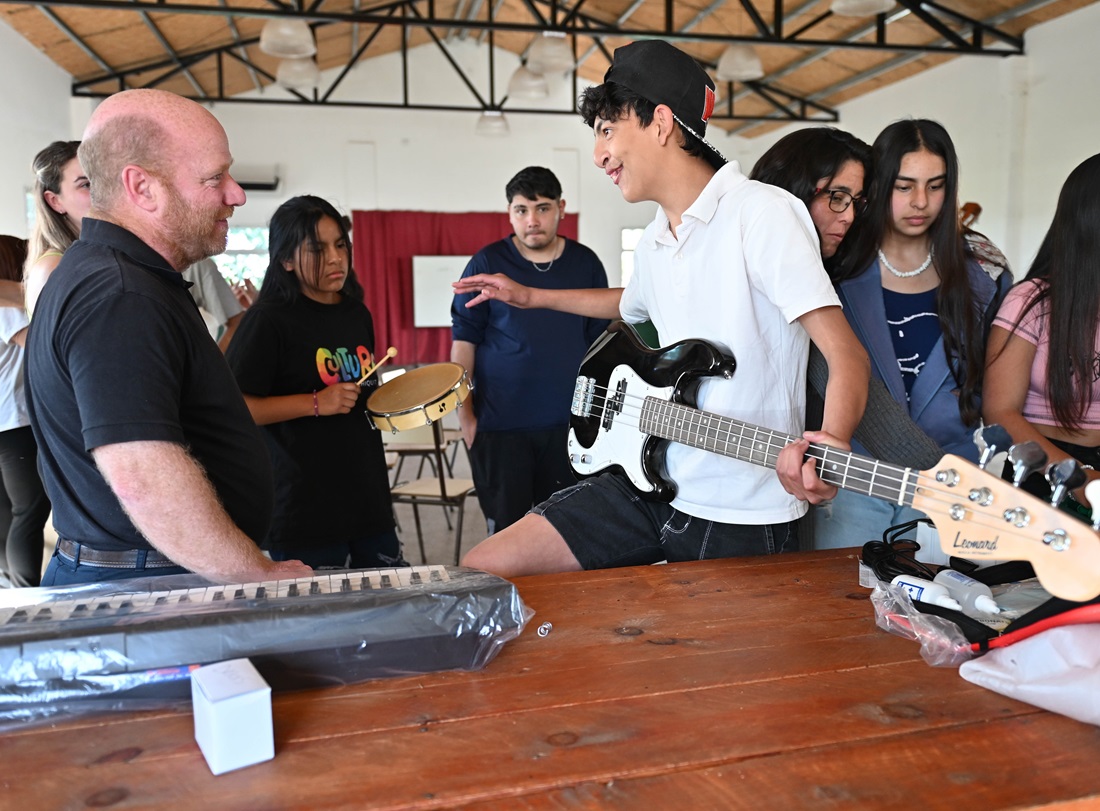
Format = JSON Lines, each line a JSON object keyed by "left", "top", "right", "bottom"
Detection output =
{"left": 312, "top": 390, "right": 319, "bottom": 417}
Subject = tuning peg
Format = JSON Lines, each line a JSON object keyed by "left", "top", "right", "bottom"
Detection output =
{"left": 1046, "top": 458, "right": 1088, "bottom": 507}
{"left": 1086, "top": 480, "right": 1100, "bottom": 530}
{"left": 1007, "top": 442, "right": 1048, "bottom": 487}
{"left": 975, "top": 424, "right": 1013, "bottom": 470}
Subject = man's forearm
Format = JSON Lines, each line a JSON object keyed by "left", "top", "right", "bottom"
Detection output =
{"left": 93, "top": 440, "right": 284, "bottom": 583}
{"left": 530, "top": 286, "right": 623, "bottom": 319}
{"left": 451, "top": 339, "right": 478, "bottom": 441}
{"left": 820, "top": 348, "right": 869, "bottom": 445}
{"left": 451, "top": 340, "right": 476, "bottom": 377}
{"left": 799, "top": 306, "right": 870, "bottom": 445}
{"left": 453, "top": 274, "right": 624, "bottom": 320}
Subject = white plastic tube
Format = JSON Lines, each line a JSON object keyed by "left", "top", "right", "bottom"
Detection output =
{"left": 890, "top": 574, "right": 962, "bottom": 610}
{"left": 933, "top": 569, "right": 1001, "bottom": 615}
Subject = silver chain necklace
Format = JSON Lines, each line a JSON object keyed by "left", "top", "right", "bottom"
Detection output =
{"left": 878, "top": 248, "right": 934, "bottom": 278}
{"left": 517, "top": 237, "right": 561, "bottom": 272}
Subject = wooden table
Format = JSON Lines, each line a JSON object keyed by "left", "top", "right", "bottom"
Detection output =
{"left": 4, "top": 549, "right": 1098, "bottom": 810}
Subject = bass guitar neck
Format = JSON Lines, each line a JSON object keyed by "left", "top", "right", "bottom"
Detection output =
{"left": 567, "top": 321, "right": 1100, "bottom": 602}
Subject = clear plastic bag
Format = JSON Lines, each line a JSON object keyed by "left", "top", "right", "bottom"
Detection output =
{"left": 869, "top": 581, "right": 976, "bottom": 667}
{"left": 0, "top": 565, "right": 532, "bottom": 729}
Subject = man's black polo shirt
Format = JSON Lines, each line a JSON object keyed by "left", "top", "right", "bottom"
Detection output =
{"left": 25, "top": 218, "right": 274, "bottom": 554}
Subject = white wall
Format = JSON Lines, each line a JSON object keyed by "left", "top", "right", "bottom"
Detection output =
{"left": 734, "top": 1, "right": 1100, "bottom": 274}
{"left": 0, "top": 19, "right": 73, "bottom": 238}
{"left": 4, "top": 4, "right": 1100, "bottom": 275}
{"left": 213, "top": 40, "right": 650, "bottom": 284}
{"left": 1014, "top": 2, "right": 1100, "bottom": 266}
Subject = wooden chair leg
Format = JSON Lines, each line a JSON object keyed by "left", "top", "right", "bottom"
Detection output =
{"left": 415, "top": 455, "right": 438, "bottom": 479}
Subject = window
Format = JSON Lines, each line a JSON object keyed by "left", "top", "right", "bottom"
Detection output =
{"left": 212, "top": 227, "right": 269, "bottom": 286}
{"left": 620, "top": 227, "right": 646, "bottom": 287}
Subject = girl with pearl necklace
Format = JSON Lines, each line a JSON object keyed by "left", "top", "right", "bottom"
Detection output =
{"left": 814, "top": 119, "right": 1013, "bottom": 550}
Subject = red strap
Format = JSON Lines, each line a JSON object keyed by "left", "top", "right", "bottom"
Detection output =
{"left": 972, "top": 603, "right": 1100, "bottom": 652}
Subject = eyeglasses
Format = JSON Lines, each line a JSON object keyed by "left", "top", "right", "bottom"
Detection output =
{"left": 814, "top": 187, "right": 866, "bottom": 215}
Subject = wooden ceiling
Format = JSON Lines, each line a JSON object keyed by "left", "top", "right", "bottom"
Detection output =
{"left": 0, "top": 0, "right": 1093, "bottom": 135}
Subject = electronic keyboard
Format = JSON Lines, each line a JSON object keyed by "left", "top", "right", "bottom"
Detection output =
{"left": 0, "top": 565, "right": 528, "bottom": 717}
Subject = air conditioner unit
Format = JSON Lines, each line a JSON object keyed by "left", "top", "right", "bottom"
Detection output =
{"left": 234, "top": 165, "right": 281, "bottom": 192}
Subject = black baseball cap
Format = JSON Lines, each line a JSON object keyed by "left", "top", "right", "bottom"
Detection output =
{"left": 603, "top": 40, "right": 727, "bottom": 169}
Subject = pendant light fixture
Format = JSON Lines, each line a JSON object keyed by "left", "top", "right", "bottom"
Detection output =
{"left": 259, "top": 18, "right": 317, "bottom": 59}
{"left": 276, "top": 57, "right": 321, "bottom": 90}
{"left": 525, "top": 32, "right": 574, "bottom": 75}
{"left": 830, "top": 0, "right": 895, "bottom": 17}
{"left": 506, "top": 64, "right": 550, "bottom": 101}
{"left": 715, "top": 43, "right": 764, "bottom": 82}
{"left": 475, "top": 110, "right": 510, "bottom": 137}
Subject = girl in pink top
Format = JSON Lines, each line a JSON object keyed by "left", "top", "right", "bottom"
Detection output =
{"left": 984, "top": 152, "right": 1100, "bottom": 509}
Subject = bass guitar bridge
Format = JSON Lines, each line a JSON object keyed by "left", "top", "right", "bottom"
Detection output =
{"left": 571, "top": 376, "right": 596, "bottom": 418}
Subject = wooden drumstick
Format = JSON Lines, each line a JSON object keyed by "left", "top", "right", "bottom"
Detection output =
{"left": 357, "top": 347, "right": 397, "bottom": 386}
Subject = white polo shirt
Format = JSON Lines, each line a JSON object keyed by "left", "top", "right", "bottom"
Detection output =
{"left": 620, "top": 161, "right": 840, "bottom": 524}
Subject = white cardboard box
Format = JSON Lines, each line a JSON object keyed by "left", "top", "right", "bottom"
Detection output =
{"left": 191, "top": 658, "right": 274, "bottom": 775}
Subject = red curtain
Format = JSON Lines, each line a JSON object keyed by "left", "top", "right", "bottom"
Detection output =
{"left": 352, "top": 210, "right": 578, "bottom": 365}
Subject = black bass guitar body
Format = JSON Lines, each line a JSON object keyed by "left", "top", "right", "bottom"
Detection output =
{"left": 567, "top": 321, "right": 736, "bottom": 501}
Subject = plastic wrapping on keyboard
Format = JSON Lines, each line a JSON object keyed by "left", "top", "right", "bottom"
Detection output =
{"left": 0, "top": 565, "right": 531, "bottom": 728}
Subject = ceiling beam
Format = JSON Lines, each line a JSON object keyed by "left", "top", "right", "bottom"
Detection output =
{"left": 322, "top": 7, "right": 395, "bottom": 100}
{"left": 727, "top": 0, "right": 1054, "bottom": 134}
{"left": 66, "top": 14, "right": 837, "bottom": 125}
{"left": 2, "top": 0, "right": 1025, "bottom": 56}
{"left": 36, "top": 5, "right": 112, "bottom": 75}
{"left": 34, "top": 0, "right": 1028, "bottom": 126}
{"left": 132, "top": 4, "right": 207, "bottom": 97}
{"left": 218, "top": 0, "right": 263, "bottom": 92}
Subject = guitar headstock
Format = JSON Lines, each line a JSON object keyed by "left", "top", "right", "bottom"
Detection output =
{"left": 911, "top": 454, "right": 1100, "bottom": 602}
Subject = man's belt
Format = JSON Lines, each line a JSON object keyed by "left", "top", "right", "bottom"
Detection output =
{"left": 56, "top": 538, "right": 178, "bottom": 569}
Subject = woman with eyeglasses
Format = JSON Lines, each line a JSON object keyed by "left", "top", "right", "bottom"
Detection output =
{"left": 750, "top": 126, "right": 870, "bottom": 261}
{"left": 750, "top": 128, "right": 944, "bottom": 529}
{"left": 813, "top": 118, "right": 1013, "bottom": 549}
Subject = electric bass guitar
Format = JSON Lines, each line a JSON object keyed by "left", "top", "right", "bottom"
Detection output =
{"left": 567, "top": 322, "right": 1100, "bottom": 602}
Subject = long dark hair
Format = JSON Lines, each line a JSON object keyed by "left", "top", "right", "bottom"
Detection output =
{"left": 259, "top": 195, "right": 364, "bottom": 305}
{"left": 0, "top": 236, "right": 28, "bottom": 283}
{"left": 835, "top": 118, "right": 985, "bottom": 425}
{"left": 750, "top": 127, "right": 871, "bottom": 209}
{"left": 1008, "top": 153, "right": 1100, "bottom": 429}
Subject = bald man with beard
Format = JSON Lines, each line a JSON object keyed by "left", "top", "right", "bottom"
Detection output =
{"left": 26, "top": 89, "right": 312, "bottom": 586}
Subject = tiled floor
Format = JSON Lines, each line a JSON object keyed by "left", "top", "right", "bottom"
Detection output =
{"left": 389, "top": 429, "right": 490, "bottom": 565}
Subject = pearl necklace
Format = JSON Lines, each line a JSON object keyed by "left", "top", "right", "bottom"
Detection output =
{"left": 878, "top": 248, "right": 933, "bottom": 278}
{"left": 516, "top": 237, "right": 561, "bottom": 273}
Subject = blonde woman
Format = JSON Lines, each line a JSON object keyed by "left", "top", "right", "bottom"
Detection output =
{"left": 24, "top": 141, "right": 91, "bottom": 316}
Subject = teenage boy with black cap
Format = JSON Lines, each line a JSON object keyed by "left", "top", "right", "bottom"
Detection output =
{"left": 455, "top": 40, "right": 869, "bottom": 578}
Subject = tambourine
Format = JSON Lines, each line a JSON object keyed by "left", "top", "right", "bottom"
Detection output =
{"left": 366, "top": 362, "right": 470, "bottom": 432}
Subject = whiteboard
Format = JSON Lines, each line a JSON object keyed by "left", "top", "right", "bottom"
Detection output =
{"left": 412, "top": 255, "right": 471, "bottom": 328}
